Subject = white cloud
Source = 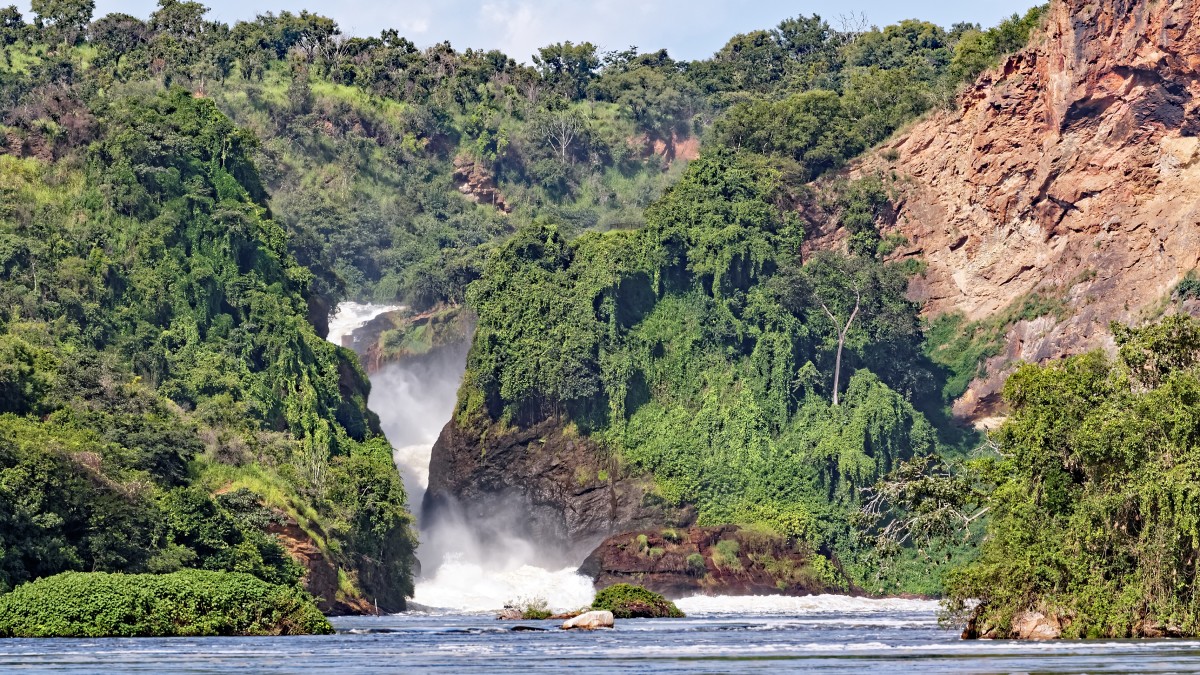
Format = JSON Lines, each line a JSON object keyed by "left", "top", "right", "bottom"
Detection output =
{"left": 479, "top": 1, "right": 544, "bottom": 61}
{"left": 400, "top": 17, "right": 431, "bottom": 34}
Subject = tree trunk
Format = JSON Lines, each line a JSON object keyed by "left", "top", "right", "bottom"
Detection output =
{"left": 822, "top": 291, "right": 861, "bottom": 407}
{"left": 832, "top": 333, "right": 845, "bottom": 406}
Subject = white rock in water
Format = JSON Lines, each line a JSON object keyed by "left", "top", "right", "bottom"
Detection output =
{"left": 1010, "top": 611, "right": 1062, "bottom": 640}
{"left": 561, "top": 610, "right": 614, "bottom": 630}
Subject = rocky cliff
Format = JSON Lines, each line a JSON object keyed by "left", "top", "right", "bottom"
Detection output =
{"left": 347, "top": 305, "right": 476, "bottom": 374}
{"left": 423, "top": 416, "right": 695, "bottom": 565}
{"left": 579, "top": 526, "right": 850, "bottom": 599}
{"left": 838, "top": 0, "right": 1200, "bottom": 420}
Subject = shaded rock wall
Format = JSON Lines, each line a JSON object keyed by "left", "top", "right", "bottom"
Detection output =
{"left": 579, "top": 526, "right": 850, "bottom": 599}
{"left": 422, "top": 416, "right": 694, "bottom": 565}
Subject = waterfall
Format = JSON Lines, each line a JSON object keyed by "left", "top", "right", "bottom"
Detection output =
{"left": 327, "top": 303, "right": 594, "bottom": 613}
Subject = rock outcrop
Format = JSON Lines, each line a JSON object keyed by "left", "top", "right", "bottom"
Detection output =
{"left": 963, "top": 609, "right": 1070, "bottom": 640}
{"left": 267, "top": 516, "right": 376, "bottom": 616}
{"left": 422, "top": 416, "right": 695, "bottom": 565}
{"left": 344, "top": 305, "right": 475, "bottom": 374}
{"left": 578, "top": 526, "right": 850, "bottom": 599}
{"left": 830, "top": 0, "right": 1200, "bottom": 421}
{"left": 453, "top": 155, "right": 511, "bottom": 212}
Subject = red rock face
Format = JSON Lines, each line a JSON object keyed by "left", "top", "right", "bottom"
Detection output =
{"left": 846, "top": 0, "right": 1200, "bottom": 421}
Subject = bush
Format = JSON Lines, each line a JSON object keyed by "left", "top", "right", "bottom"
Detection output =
{"left": 591, "top": 583, "right": 684, "bottom": 619}
{"left": 713, "top": 539, "right": 742, "bottom": 571}
{"left": 0, "top": 570, "right": 333, "bottom": 637}
{"left": 509, "top": 596, "right": 552, "bottom": 620}
{"left": 686, "top": 553, "right": 707, "bottom": 576}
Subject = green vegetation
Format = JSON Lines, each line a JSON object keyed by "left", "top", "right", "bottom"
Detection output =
{"left": 0, "top": 0, "right": 1052, "bottom": 610}
{"left": 0, "top": 88, "right": 415, "bottom": 608}
{"left": 508, "top": 596, "right": 553, "bottom": 620}
{"left": 1175, "top": 270, "right": 1200, "bottom": 302}
{"left": 925, "top": 291, "right": 1069, "bottom": 403}
{"left": 713, "top": 540, "right": 743, "bottom": 571}
{"left": 592, "top": 583, "right": 684, "bottom": 619}
{"left": 0, "top": 570, "right": 333, "bottom": 637}
{"left": 943, "top": 316, "right": 1200, "bottom": 638}
{"left": 460, "top": 152, "right": 946, "bottom": 592}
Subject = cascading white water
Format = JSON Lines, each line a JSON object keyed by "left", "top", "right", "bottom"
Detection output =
{"left": 327, "top": 302, "right": 594, "bottom": 613}
{"left": 326, "top": 302, "right": 405, "bottom": 349}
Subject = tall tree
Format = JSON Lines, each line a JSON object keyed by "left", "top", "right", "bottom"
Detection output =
{"left": 89, "top": 13, "right": 148, "bottom": 76}
{"left": 533, "top": 41, "right": 599, "bottom": 99}
{"left": 31, "top": 0, "right": 92, "bottom": 47}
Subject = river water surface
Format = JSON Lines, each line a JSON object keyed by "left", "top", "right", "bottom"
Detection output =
{"left": 2, "top": 595, "right": 1199, "bottom": 673}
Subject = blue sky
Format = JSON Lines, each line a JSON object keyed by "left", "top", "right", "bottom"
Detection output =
{"left": 33, "top": 0, "right": 1040, "bottom": 62}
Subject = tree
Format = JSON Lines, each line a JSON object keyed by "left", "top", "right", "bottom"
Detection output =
{"left": 0, "top": 5, "right": 23, "bottom": 66}
{"left": 289, "top": 11, "right": 337, "bottom": 61}
{"left": 781, "top": 251, "right": 917, "bottom": 405}
{"left": 532, "top": 106, "right": 588, "bottom": 163}
{"left": 944, "top": 316, "right": 1200, "bottom": 638}
{"left": 148, "top": 0, "right": 215, "bottom": 80}
{"left": 775, "top": 14, "right": 837, "bottom": 65}
{"left": 806, "top": 254, "right": 863, "bottom": 406}
{"left": 89, "top": 13, "right": 148, "bottom": 76}
{"left": 31, "top": 0, "right": 93, "bottom": 47}
{"left": 533, "top": 41, "right": 599, "bottom": 99}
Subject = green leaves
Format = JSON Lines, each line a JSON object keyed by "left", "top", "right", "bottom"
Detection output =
{"left": 946, "top": 316, "right": 1200, "bottom": 638}
{"left": 0, "top": 570, "right": 332, "bottom": 637}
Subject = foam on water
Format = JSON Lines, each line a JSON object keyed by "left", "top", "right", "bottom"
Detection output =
{"left": 411, "top": 559, "right": 595, "bottom": 613}
{"left": 675, "top": 594, "right": 942, "bottom": 616}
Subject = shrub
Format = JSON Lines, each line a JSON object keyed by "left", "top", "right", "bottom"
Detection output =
{"left": 509, "top": 596, "right": 552, "bottom": 620}
{"left": 591, "top": 583, "right": 684, "bottom": 619}
{"left": 0, "top": 570, "right": 333, "bottom": 637}
{"left": 713, "top": 539, "right": 742, "bottom": 571}
{"left": 635, "top": 534, "right": 650, "bottom": 553}
{"left": 686, "top": 553, "right": 707, "bottom": 576}
{"left": 661, "top": 528, "right": 682, "bottom": 543}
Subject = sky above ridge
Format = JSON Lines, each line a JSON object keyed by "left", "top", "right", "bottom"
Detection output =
{"left": 29, "top": 0, "right": 1042, "bottom": 63}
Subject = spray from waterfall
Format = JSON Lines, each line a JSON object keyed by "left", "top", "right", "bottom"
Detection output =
{"left": 327, "top": 303, "right": 594, "bottom": 613}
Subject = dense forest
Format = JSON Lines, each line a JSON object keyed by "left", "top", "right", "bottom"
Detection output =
{"left": 14, "top": 0, "right": 1196, "bottom": 635}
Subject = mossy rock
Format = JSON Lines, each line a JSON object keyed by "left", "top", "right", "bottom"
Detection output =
{"left": 0, "top": 570, "right": 334, "bottom": 637}
{"left": 591, "top": 583, "right": 684, "bottom": 619}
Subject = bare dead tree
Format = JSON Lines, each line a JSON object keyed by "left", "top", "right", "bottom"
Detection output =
{"left": 534, "top": 109, "right": 587, "bottom": 163}
{"left": 834, "top": 12, "right": 870, "bottom": 47}
{"left": 819, "top": 288, "right": 861, "bottom": 406}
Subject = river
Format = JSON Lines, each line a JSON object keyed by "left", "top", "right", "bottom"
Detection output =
{"left": 3, "top": 598, "right": 1199, "bottom": 673}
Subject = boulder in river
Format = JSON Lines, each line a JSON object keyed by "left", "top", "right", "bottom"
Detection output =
{"left": 562, "top": 611, "right": 615, "bottom": 630}
{"left": 1010, "top": 612, "right": 1063, "bottom": 640}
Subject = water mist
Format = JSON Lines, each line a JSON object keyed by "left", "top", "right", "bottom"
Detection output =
{"left": 328, "top": 303, "right": 594, "bottom": 613}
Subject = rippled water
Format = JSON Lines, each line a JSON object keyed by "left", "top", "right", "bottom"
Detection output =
{"left": 4, "top": 596, "right": 1200, "bottom": 673}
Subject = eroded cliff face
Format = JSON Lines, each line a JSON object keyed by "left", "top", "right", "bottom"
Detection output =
{"left": 578, "top": 526, "right": 850, "bottom": 599}
{"left": 423, "top": 416, "right": 695, "bottom": 565}
{"left": 843, "top": 0, "right": 1200, "bottom": 420}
